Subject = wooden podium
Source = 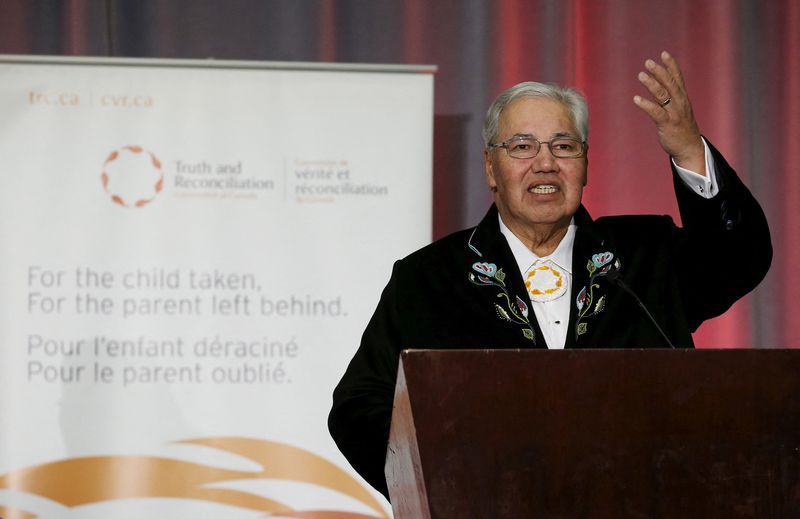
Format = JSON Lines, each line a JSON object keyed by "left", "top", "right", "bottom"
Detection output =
{"left": 385, "top": 349, "right": 800, "bottom": 518}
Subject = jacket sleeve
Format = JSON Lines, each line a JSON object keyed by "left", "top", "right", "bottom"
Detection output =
{"left": 328, "top": 261, "right": 406, "bottom": 500}
{"left": 673, "top": 138, "right": 772, "bottom": 330}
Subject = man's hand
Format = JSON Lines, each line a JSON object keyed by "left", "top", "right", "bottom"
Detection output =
{"left": 634, "top": 51, "right": 706, "bottom": 175}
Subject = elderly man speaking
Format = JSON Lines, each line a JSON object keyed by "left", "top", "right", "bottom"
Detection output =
{"left": 328, "top": 52, "right": 772, "bottom": 499}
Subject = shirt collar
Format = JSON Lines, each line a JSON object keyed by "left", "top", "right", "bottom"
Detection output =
{"left": 498, "top": 213, "right": 577, "bottom": 275}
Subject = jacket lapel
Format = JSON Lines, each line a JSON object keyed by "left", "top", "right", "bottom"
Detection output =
{"left": 466, "top": 205, "right": 546, "bottom": 348}
{"left": 566, "top": 205, "right": 612, "bottom": 349}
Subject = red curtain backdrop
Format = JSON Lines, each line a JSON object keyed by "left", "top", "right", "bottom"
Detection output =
{"left": 1, "top": 0, "right": 796, "bottom": 348}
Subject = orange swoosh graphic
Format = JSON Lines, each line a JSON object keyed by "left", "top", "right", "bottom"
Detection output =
{"left": 0, "top": 436, "right": 388, "bottom": 519}
{"left": 0, "top": 505, "right": 37, "bottom": 519}
{"left": 178, "top": 437, "right": 387, "bottom": 516}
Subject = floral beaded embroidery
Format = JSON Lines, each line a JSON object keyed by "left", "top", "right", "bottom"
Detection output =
{"left": 574, "top": 252, "right": 621, "bottom": 338}
{"left": 469, "top": 261, "right": 536, "bottom": 343}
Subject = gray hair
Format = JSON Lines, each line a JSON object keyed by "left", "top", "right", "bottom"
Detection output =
{"left": 482, "top": 81, "right": 589, "bottom": 147}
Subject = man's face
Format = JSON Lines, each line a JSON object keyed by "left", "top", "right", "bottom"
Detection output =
{"left": 484, "top": 97, "right": 588, "bottom": 236}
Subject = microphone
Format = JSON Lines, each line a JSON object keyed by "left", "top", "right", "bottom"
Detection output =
{"left": 606, "top": 269, "right": 676, "bottom": 349}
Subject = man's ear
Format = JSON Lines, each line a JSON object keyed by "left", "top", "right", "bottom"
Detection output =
{"left": 484, "top": 149, "right": 497, "bottom": 191}
{"left": 582, "top": 145, "right": 589, "bottom": 186}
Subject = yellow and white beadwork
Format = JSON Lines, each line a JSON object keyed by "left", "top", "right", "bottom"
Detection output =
{"left": 524, "top": 261, "right": 568, "bottom": 303}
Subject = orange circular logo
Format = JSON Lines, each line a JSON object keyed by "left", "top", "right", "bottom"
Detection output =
{"left": 101, "top": 146, "right": 163, "bottom": 207}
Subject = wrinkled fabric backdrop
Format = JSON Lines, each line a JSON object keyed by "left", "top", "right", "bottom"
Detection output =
{"left": 1, "top": 0, "right": 797, "bottom": 348}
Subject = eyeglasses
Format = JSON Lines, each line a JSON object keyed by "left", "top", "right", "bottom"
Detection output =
{"left": 488, "top": 136, "right": 586, "bottom": 159}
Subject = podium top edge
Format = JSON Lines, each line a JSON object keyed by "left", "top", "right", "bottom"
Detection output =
{"left": 400, "top": 348, "right": 797, "bottom": 355}
{"left": 0, "top": 54, "right": 438, "bottom": 74}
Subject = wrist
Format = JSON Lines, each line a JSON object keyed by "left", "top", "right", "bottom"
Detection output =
{"left": 672, "top": 140, "right": 706, "bottom": 176}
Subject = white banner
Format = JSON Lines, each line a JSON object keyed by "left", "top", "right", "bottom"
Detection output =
{"left": 0, "top": 56, "right": 433, "bottom": 519}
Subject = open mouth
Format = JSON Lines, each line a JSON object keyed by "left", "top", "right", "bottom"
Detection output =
{"left": 528, "top": 184, "right": 559, "bottom": 194}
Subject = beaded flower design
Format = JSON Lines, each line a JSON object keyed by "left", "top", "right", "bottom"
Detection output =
{"left": 468, "top": 261, "right": 536, "bottom": 343}
{"left": 574, "top": 252, "right": 621, "bottom": 338}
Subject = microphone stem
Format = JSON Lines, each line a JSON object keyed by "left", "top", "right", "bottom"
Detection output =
{"left": 610, "top": 272, "right": 676, "bottom": 349}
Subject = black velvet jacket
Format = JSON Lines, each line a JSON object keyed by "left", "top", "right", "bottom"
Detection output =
{"left": 329, "top": 142, "right": 772, "bottom": 499}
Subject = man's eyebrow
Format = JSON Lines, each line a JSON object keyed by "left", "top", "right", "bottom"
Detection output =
{"left": 508, "top": 131, "right": 578, "bottom": 140}
{"left": 553, "top": 131, "right": 577, "bottom": 138}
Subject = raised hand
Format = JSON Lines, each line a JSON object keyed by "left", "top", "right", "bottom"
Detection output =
{"left": 634, "top": 51, "right": 705, "bottom": 175}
